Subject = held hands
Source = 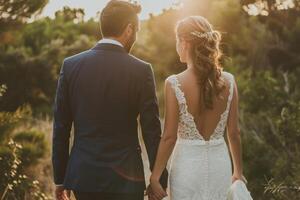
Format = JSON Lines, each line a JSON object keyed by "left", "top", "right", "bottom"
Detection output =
{"left": 147, "top": 176, "right": 168, "bottom": 200}
{"left": 55, "top": 185, "right": 70, "bottom": 200}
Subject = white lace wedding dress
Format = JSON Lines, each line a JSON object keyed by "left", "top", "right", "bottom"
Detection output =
{"left": 167, "top": 72, "right": 234, "bottom": 200}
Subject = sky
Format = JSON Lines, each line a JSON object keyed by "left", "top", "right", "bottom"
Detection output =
{"left": 42, "top": 0, "right": 180, "bottom": 20}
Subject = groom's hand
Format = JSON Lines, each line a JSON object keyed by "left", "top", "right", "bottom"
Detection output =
{"left": 145, "top": 186, "right": 157, "bottom": 200}
{"left": 55, "top": 185, "right": 70, "bottom": 200}
{"left": 148, "top": 179, "right": 167, "bottom": 200}
{"left": 146, "top": 185, "right": 162, "bottom": 200}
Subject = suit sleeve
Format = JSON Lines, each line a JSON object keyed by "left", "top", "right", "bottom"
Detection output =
{"left": 52, "top": 60, "right": 73, "bottom": 185}
{"left": 139, "top": 64, "right": 168, "bottom": 189}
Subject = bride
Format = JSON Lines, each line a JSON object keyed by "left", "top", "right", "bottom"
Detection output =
{"left": 148, "top": 16, "right": 245, "bottom": 200}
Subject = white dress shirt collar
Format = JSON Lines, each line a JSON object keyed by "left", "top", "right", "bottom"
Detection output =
{"left": 98, "top": 38, "right": 123, "bottom": 47}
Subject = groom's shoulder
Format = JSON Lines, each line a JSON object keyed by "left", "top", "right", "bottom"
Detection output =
{"left": 127, "top": 54, "right": 152, "bottom": 71}
{"left": 63, "top": 50, "right": 91, "bottom": 67}
{"left": 128, "top": 54, "right": 153, "bottom": 74}
{"left": 127, "top": 54, "right": 150, "bottom": 66}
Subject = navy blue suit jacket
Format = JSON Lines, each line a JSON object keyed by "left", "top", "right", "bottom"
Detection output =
{"left": 52, "top": 43, "right": 168, "bottom": 193}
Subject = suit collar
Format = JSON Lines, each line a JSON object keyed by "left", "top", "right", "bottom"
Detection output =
{"left": 98, "top": 38, "right": 123, "bottom": 47}
{"left": 91, "top": 43, "right": 127, "bottom": 53}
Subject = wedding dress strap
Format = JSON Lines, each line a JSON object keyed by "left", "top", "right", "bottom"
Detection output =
{"left": 209, "top": 72, "right": 235, "bottom": 139}
{"left": 166, "top": 75, "right": 186, "bottom": 105}
{"left": 222, "top": 71, "right": 235, "bottom": 112}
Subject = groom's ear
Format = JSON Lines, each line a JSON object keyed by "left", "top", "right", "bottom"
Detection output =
{"left": 125, "top": 23, "right": 135, "bottom": 36}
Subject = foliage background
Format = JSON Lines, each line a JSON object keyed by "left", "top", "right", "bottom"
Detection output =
{"left": 0, "top": 0, "right": 300, "bottom": 199}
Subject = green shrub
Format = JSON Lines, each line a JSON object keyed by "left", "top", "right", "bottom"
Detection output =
{"left": 0, "top": 140, "right": 50, "bottom": 200}
{"left": 13, "top": 130, "right": 47, "bottom": 166}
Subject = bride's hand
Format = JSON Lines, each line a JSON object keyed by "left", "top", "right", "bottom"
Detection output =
{"left": 149, "top": 177, "right": 167, "bottom": 200}
{"left": 232, "top": 173, "right": 247, "bottom": 184}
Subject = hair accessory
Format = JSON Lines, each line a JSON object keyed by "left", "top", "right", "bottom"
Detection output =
{"left": 190, "top": 31, "right": 215, "bottom": 39}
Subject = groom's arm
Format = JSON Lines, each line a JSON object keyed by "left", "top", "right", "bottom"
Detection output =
{"left": 139, "top": 64, "right": 168, "bottom": 189}
{"left": 52, "top": 60, "right": 73, "bottom": 186}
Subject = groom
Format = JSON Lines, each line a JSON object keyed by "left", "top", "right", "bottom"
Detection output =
{"left": 52, "top": 1, "right": 168, "bottom": 200}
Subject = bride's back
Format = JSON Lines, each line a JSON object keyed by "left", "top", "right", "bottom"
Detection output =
{"left": 176, "top": 70, "right": 231, "bottom": 141}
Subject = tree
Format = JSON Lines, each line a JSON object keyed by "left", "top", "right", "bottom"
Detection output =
{"left": 0, "top": 0, "right": 48, "bottom": 33}
{"left": 0, "top": 6, "right": 97, "bottom": 113}
{"left": 55, "top": 6, "right": 85, "bottom": 23}
{"left": 242, "top": 0, "right": 300, "bottom": 16}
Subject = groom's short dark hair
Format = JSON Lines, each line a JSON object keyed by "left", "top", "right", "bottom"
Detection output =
{"left": 100, "top": 0, "right": 141, "bottom": 37}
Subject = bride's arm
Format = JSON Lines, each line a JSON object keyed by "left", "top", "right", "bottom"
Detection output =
{"left": 227, "top": 80, "right": 243, "bottom": 181}
{"left": 149, "top": 79, "right": 179, "bottom": 192}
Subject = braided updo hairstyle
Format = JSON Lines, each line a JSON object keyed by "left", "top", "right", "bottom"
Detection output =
{"left": 176, "top": 16, "right": 226, "bottom": 111}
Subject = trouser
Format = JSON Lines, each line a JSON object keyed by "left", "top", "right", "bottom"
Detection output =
{"left": 73, "top": 191, "right": 144, "bottom": 200}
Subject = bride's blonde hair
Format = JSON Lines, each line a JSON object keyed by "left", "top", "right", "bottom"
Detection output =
{"left": 176, "top": 16, "right": 226, "bottom": 111}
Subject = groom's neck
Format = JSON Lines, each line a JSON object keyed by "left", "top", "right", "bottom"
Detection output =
{"left": 104, "top": 37, "right": 125, "bottom": 47}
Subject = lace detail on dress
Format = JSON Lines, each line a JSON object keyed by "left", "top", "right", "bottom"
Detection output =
{"left": 167, "top": 75, "right": 203, "bottom": 140}
{"left": 166, "top": 72, "right": 234, "bottom": 141}
{"left": 210, "top": 72, "right": 234, "bottom": 140}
